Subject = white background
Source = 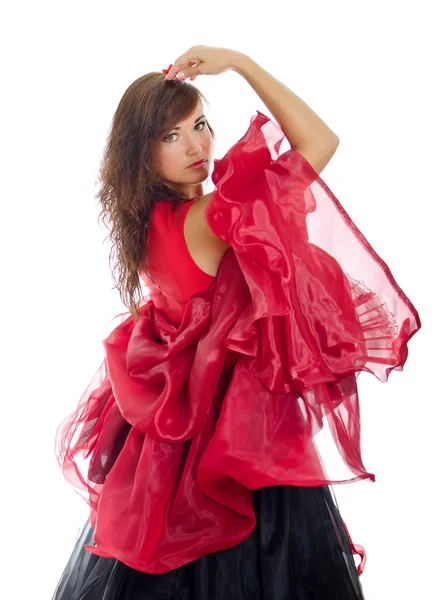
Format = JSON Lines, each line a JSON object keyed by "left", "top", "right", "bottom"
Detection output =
{"left": 1, "top": 1, "right": 435, "bottom": 598}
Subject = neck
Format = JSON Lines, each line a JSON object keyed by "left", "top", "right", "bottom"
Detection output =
{"left": 182, "top": 182, "right": 204, "bottom": 200}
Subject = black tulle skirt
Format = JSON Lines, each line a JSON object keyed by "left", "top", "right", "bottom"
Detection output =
{"left": 51, "top": 484, "right": 366, "bottom": 600}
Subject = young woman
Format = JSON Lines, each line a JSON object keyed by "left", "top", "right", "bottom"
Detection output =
{"left": 52, "top": 45, "right": 421, "bottom": 599}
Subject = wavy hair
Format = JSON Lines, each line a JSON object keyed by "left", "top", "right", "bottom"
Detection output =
{"left": 95, "top": 73, "right": 215, "bottom": 321}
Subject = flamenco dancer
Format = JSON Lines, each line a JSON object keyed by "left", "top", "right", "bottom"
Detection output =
{"left": 51, "top": 45, "right": 421, "bottom": 599}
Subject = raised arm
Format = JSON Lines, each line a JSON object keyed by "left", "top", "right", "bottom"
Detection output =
{"left": 230, "top": 52, "right": 340, "bottom": 175}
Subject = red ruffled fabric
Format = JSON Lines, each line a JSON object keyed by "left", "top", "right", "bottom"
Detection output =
{"left": 55, "top": 111, "right": 421, "bottom": 575}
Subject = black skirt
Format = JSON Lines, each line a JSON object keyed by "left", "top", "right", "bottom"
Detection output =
{"left": 51, "top": 484, "right": 366, "bottom": 600}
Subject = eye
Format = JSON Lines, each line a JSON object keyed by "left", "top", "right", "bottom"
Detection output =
{"left": 195, "top": 120, "right": 207, "bottom": 132}
{"left": 163, "top": 120, "right": 207, "bottom": 143}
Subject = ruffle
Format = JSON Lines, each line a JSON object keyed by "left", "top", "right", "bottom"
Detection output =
{"left": 54, "top": 110, "right": 421, "bottom": 576}
{"left": 206, "top": 111, "right": 419, "bottom": 388}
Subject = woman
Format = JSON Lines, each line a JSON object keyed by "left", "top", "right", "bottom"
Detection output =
{"left": 52, "top": 45, "right": 421, "bottom": 599}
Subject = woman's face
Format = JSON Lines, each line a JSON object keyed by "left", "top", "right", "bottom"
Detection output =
{"left": 155, "top": 99, "right": 213, "bottom": 199}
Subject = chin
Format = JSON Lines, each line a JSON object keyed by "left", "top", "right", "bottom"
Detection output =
{"left": 189, "top": 171, "right": 209, "bottom": 181}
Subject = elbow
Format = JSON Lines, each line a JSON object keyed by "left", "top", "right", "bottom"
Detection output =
{"left": 295, "top": 139, "right": 340, "bottom": 176}
{"left": 327, "top": 134, "right": 340, "bottom": 149}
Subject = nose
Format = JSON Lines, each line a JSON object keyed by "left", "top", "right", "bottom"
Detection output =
{"left": 187, "top": 142, "right": 203, "bottom": 155}
{"left": 185, "top": 133, "right": 203, "bottom": 152}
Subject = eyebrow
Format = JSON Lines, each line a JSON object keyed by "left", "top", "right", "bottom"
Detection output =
{"left": 170, "top": 114, "right": 206, "bottom": 131}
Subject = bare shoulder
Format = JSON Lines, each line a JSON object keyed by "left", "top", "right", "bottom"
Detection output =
{"left": 183, "top": 192, "right": 230, "bottom": 277}
{"left": 195, "top": 191, "right": 215, "bottom": 212}
{"left": 185, "top": 192, "right": 230, "bottom": 250}
{"left": 189, "top": 191, "right": 214, "bottom": 220}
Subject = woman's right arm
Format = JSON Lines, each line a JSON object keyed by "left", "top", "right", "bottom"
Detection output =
{"left": 229, "top": 52, "right": 339, "bottom": 175}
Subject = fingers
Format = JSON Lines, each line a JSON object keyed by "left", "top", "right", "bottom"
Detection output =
{"left": 164, "top": 51, "right": 198, "bottom": 80}
{"left": 164, "top": 57, "right": 188, "bottom": 80}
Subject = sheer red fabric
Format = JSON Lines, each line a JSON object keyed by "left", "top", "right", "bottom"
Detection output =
{"left": 54, "top": 111, "right": 421, "bottom": 575}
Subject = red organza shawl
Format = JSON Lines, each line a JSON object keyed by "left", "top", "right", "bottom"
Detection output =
{"left": 54, "top": 111, "right": 421, "bottom": 575}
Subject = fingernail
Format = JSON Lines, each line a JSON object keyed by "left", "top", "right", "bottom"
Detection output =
{"left": 176, "top": 71, "right": 185, "bottom": 79}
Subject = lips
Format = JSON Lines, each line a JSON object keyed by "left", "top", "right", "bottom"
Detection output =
{"left": 188, "top": 159, "right": 206, "bottom": 167}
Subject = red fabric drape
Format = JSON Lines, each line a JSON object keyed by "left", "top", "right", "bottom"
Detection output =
{"left": 54, "top": 111, "right": 421, "bottom": 575}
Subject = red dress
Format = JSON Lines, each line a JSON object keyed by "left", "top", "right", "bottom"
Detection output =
{"left": 54, "top": 111, "right": 421, "bottom": 583}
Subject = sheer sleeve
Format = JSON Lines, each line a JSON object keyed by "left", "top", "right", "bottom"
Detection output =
{"left": 205, "top": 110, "right": 420, "bottom": 389}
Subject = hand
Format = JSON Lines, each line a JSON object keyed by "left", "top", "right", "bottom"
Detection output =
{"left": 164, "top": 45, "right": 239, "bottom": 82}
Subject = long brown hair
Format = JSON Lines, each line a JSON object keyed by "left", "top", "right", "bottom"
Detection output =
{"left": 96, "top": 72, "right": 216, "bottom": 321}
